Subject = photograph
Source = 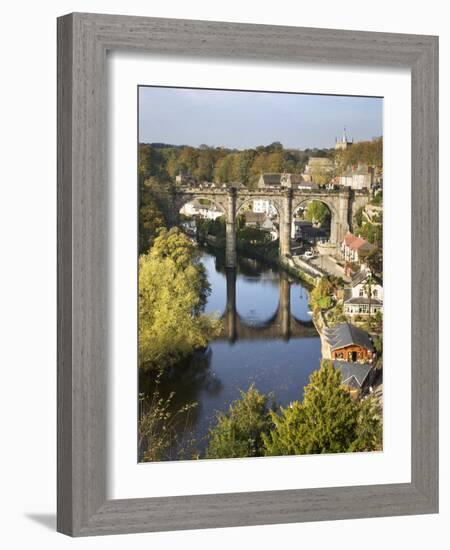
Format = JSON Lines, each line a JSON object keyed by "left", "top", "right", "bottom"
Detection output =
{"left": 137, "top": 86, "right": 384, "bottom": 462}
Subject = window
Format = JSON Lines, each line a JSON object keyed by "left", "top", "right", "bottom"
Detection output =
{"left": 373, "top": 289, "right": 378, "bottom": 297}
{"left": 359, "top": 288, "right": 364, "bottom": 297}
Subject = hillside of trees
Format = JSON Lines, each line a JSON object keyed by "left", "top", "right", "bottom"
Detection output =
{"left": 138, "top": 138, "right": 383, "bottom": 253}
{"left": 139, "top": 141, "right": 333, "bottom": 188}
{"left": 139, "top": 138, "right": 382, "bottom": 189}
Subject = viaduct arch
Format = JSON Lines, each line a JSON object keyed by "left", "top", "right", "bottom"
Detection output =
{"left": 168, "top": 186, "right": 369, "bottom": 268}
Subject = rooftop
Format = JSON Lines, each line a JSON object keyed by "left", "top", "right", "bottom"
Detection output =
{"left": 324, "top": 322, "right": 374, "bottom": 352}
{"left": 344, "top": 297, "right": 383, "bottom": 306}
{"left": 332, "top": 361, "right": 372, "bottom": 388}
{"left": 350, "top": 267, "right": 382, "bottom": 287}
{"left": 343, "top": 232, "right": 374, "bottom": 252}
{"left": 244, "top": 211, "right": 266, "bottom": 223}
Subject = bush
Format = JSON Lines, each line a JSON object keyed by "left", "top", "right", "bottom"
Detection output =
{"left": 139, "top": 381, "right": 198, "bottom": 462}
{"left": 206, "top": 386, "right": 273, "bottom": 459}
{"left": 263, "top": 361, "right": 382, "bottom": 455}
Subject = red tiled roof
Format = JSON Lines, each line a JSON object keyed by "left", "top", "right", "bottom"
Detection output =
{"left": 343, "top": 232, "right": 371, "bottom": 251}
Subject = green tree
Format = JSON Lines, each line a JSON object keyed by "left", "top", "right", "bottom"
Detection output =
{"left": 206, "top": 386, "right": 273, "bottom": 459}
{"left": 305, "top": 201, "right": 331, "bottom": 226}
{"left": 177, "top": 146, "right": 199, "bottom": 175}
{"left": 214, "top": 154, "right": 235, "bottom": 183}
{"left": 309, "top": 277, "right": 335, "bottom": 311}
{"left": 139, "top": 196, "right": 165, "bottom": 254}
{"left": 363, "top": 273, "right": 374, "bottom": 317}
{"left": 263, "top": 361, "right": 382, "bottom": 455}
{"left": 195, "top": 148, "right": 215, "bottom": 181}
{"left": 139, "top": 228, "right": 222, "bottom": 371}
{"left": 238, "top": 150, "right": 256, "bottom": 185}
{"left": 350, "top": 396, "right": 383, "bottom": 452}
{"left": 339, "top": 137, "right": 383, "bottom": 170}
{"left": 139, "top": 144, "right": 169, "bottom": 184}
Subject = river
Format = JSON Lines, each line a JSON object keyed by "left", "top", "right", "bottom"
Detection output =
{"left": 139, "top": 249, "right": 322, "bottom": 460}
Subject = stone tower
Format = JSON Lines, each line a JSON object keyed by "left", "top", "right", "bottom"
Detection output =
{"left": 335, "top": 128, "right": 353, "bottom": 150}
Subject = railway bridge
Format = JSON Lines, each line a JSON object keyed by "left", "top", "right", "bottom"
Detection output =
{"left": 166, "top": 186, "right": 369, "bottom": 268}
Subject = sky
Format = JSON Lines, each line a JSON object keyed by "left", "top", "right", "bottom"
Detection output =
{"left": 139, "top": 86, "right": 383, "bottom": 150}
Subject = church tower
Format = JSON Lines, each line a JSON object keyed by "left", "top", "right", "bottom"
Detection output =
{"left": 335, "top": 127, "right": 353, "bottom": 150}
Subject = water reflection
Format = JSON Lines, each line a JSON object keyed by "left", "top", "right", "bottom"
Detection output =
{"left": 140, "top": 249, "right": 322, "bottom": 460}
{"left": 221, "top": 267, "right": 317, "bottom": 343}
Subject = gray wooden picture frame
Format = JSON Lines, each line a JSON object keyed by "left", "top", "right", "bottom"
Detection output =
{"left": 57, "top": 12, "right": 439, "bottom": 537}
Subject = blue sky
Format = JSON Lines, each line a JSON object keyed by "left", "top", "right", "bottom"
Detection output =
{"left": 139, "top": 86, "right": 383, "bottom": 150}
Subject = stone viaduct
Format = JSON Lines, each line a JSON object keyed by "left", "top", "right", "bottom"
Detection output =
{"left": 166, "top": 186, "right": 369, "bottom": 268}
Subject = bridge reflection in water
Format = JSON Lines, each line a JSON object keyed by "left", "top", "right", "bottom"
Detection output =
{"left": 220, "top": 268, "right": 318, "bottom": 343}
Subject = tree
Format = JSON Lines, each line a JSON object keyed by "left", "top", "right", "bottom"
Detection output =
{"left": 139, "top": 144, "right": 169, "bottom": 184}
{"left": 339, "top": 137, "right": 383, "bottom": 170}
{"left": 363, "top": 272, "right": 374, "bottom": 317}
{"left": 309, "top": 277, "right": 335, "bottom": 311}
{"left": 177, "top": 146, "right": 199, "bottom": 175}
{"left": 139, "top": 196, "right": 165, "bottom": 254}
{"left": 206, "top": 386, "right": 273, "bottom": 459}
{"left": 350, "top": 396, "right": 383, "bottom": 452}
{"left": 139, "top": 177, "right": 169, "bottom": 253}
{"left": 195, "top": 148, "right": 215, "bottom": 181}
{"left": 263, "top": 361, "right": 382, "bottom": 455}
{"left": 139, "top": 228, "right": 222, "bottom": 371}
{"left": 305, "top": 201, "right": 331, "bottom": 227}
{"left": 213, "top": 154, "right": 235, "bottom": 183}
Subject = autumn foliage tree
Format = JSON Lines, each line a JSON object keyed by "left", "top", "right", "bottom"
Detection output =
{"left": 139, "top": 228, "right": 222, "bottom": 371}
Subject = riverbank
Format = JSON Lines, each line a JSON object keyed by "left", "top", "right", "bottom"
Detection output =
{"left": 140, "top": 247, "right": 323, "bottom": 460}
{"left": 202, "top": 233, "right": 321, "bottom": 289}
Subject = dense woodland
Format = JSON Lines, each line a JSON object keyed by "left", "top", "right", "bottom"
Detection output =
{"left": 139, "top": 138, "right": 382, "bottom": 189}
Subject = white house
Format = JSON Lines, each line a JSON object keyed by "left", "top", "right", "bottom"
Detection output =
{"left": 257, "top": 172, "right": 310, "bottom": 189}
{"left": 261, "top": 218, "right": 279, "bottom": 241}
{"left": 343, "top": 267, "right": 383, "bottom": 317}
{"left": 180, "top": 200, "right": 223, "bottom": 220}
{"left": 253, "top": 199, "right": 277, "bottom": 217}
{"left": 339, "top": 164, "right": 373, "bottom": 190}
{"left": 341, "top": 232, "right": 375, "bottom": 264}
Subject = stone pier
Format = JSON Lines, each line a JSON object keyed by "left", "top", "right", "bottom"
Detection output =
{"left": 169, "top": 187, "right": 368, "bottom": 268}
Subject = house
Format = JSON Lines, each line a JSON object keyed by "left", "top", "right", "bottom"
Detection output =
{"left": 257, "top": 173, "right": 282, "bottom": 188}
{"left": 253, "top": 199, "right": 277, "bottom": 217}
{"left": 301, "top": 225, "right": 328, "bottom": 244}
{"left": 339, "top": 163, "right": 374, "bottom": 190}
{"left": 302, "top": 157, "right": 335, "bottom": 184}
{"left": 291, "top": 220, "right": 327, "bottom": 243}
{"left": 180, "top": 219, "right": 197, "bottom": 236}
{"left": 295, "top": 180, "right": 319, "bottom": 191}
{"left": 175, "top": 172, "right": 196, "bottom": 186}
{"left": 243, "top": 211, "right": 266, "bottom": 227}
{"left": 341, "top": 232, "right": 375, "bottom": 264}
{"left": 280, "top": 173, "right": 316, "bottom": 189}
{"left": 257, "top": 172, "right": 312, "bottom": 189}
{"left": 332, "top": 361, "right": 372, "bottom": 397}
{"left": 343, "top": 267, "right": 383, "bottom": 317}
{"left": 324, "top": 322, "right": 374, "bottom": 363}
{"left": 291, "top": 219, "right": 312, "bottom": 239}
{"left": 180, "top": 199, "right": 223, "bottom": 220}
{"left": 260, "top": 218, "right": 278, "bottom": 241}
